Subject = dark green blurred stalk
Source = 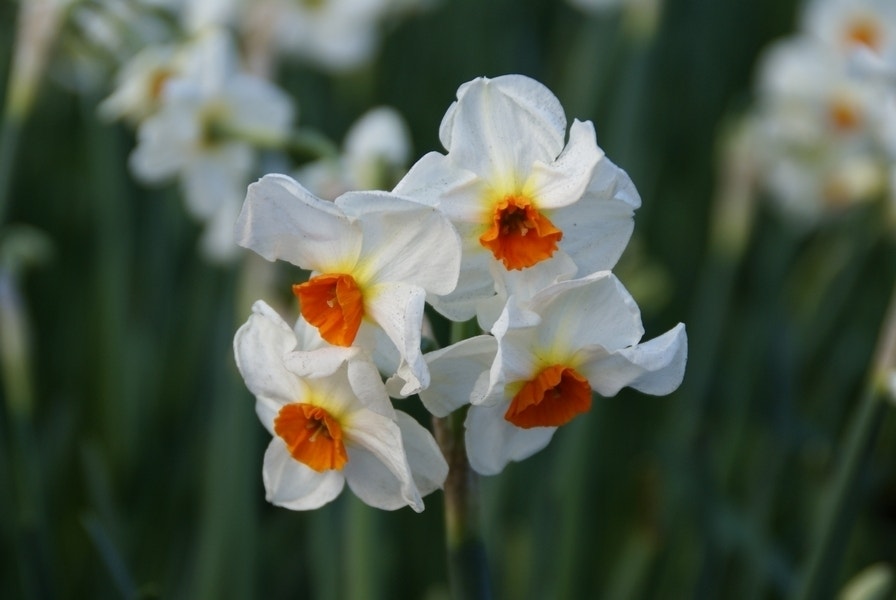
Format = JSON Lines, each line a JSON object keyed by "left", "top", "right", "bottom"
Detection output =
{"left": 345, "top": 495, "right": 382, "bottom": 600}
{"left": 0, "top": 265, "right": 54, "bottom": 598}
{"left": 0, "top": 2, "right": 69, "bottom": 595}
{"left": 793, "top": 284, "right": 896, "bottom": 600}
{"left": 190, "top": 266, "right": 256, "bottom": 600}
{"left": 0, "top": 0, "right": 70, "bottom": 225}
{"left": 432, "top": 318, "right": 491, "bottom": 600}
{"left": 433, "top": 407, "right": 491, "bottom": 600}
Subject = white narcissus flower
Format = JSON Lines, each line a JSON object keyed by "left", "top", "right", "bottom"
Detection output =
{"left": 234, "top": 300, "right": 448, "bottom": 511}
{"left": 236, "top": 173, "right": 462, "bottom": 395}
{"left": 394, "top": 74, "right": 640, "bottom": 329}
{"left": 803, "top": 0, "right": 896, "bottom": 71}
{"left": 98, "top": 43, "right": 184, "bottom": 124}
{"left": 129, "top": 29, "right": 294, "bottom": 261}
{"left": 466, "top": 271, "right": 687, "bottom": 475}
{"left": 753, "top": 37, "right": 890, "bottom": 220}
{"left": 296, "top": 106, "right": 412, "bottom": 200}
{"left": 246, "top": 0, "right": 392, "bottom": 72}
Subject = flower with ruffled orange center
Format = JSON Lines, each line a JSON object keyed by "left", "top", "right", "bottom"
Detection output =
{"left": 505, "top": 364, "right": 591, "bottom": 428}
{"left": 293, "top": 273, "right": 364, "bottom": 346}
{"left": 844, "top": 15, "right": 883, "bottom": 52}
{"left": 828, "top": 96, "right": 862, "bottom": 132}
{"left": 274, "top": 403, "right": 348, "bottom": 472}
{"left": 463, "top": 271, "right": 687, "bottom": 475}
{"left": 234, "top": 300, "right": 450, "bottom": 511}
{"left": 479, "top": 195, "right": 562, "bottom": 270}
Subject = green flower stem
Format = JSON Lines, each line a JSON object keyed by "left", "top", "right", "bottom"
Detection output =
{"left": 432, "top": 317, "right": 492, "bottom": 600}
{"left": 0, "top": 267, "right": 53, "bottom": 598}
{"left": 0, "top": 0, "right": 69, "bottom": 226}
{"left": 794, "top": 284, "right": 896, "bottom": 600}
{"left": 0, "top": 116, "right": 22, "bottom": 227}
{"left": 217, "top": 123, "right": 340, "bottom": 163}
{"left": 433, "top": 408, "right": 492, "bottom": 600}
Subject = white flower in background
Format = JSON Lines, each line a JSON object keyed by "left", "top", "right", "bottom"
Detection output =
{"left": 466, "top": 271, "right": 686, "bottom": 475}
{"left": 803, "top": 0, "right": 896, "bottom": 72}
{"left": 296, "top": 106, "right": 412, "bottom": 200}
{"left": 182, "top": 0, "right": 243, "bottom": 33}
{"left": 129, "top": 29, "right": 294, "bottom": 261}
{"left": 98, "top": 43, "right": 184, "bottom": 124}
{"left": 752, "top": 36, "right": 890, "bottom": 220}
{"left": 245, "top": 0, "right": 393, "bottom": 72}
{"left": 236, "top": 173, "right": 462, "bottom": 395}
{"left": 234, "top": 300, "right": 447, "bottom": 511}
{"left": 394, "top": 74, "right": 639, "bottom": 329}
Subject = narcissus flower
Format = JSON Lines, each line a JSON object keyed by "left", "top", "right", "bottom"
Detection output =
{"left": 234, "top": 301, "right": 448, "bottom": 511}
{"left": 752, "top": 34, "right": 891, "bottom": 220}
{"left": 296, "top": 106, "right": 412, "bottom": 199}
{"left": 236, "top": 173, "right": 462, "bottom": 395}
{"left": 466, "top": 271, "right": 687, "bottom": 475}
{"left": 394, "top": 74, "right": 640, "bottom": 328}
{"left": 129, "top": 29, "right": 294, "bottom": 261}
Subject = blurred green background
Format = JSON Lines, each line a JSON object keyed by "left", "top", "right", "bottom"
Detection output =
{"left": 2, "top": 0, "right": 895, "bottom": 598}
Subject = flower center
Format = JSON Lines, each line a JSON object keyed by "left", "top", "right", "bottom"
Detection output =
{"left": 274, "top": 403, "right": 348, "bottom": 472}
{"left": 505, "top": 364, "right": 591, "bottom": 428}
{"left": 479, "top": 195, "right": 562, "bottom": 270}
{"left": 844, "top": 16, "right": 882, "bottom": 52}
{"left": 148, "top": 68, "right": 173, "bottom": 102}
{"left": 828, "top": 96, "right": 862, "bottom": 132}
{"left": 293, "top": 273, "right": 364, "bottom": 346}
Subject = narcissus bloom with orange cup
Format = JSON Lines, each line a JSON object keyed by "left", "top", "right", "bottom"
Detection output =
{"left": 234, "top": 300, "right": 448, "bottom": 511}
{"left": 465, "top": 271, "right": 686, "bottom": 475}
{"left": 393, "top": 74, "right": 640, "bottom": 328}
{"left": 236, "top": 173, "right": 462, "bottom": 395}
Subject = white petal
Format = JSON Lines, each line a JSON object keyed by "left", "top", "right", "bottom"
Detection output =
{"left": 524, "top": 120, "right": 601, "bottom": 209}
{"left": 426, "top": 221, "right": 497, "bottom": 322}
{"left": 345, "top": 349, "right": 399, "bottom": 419}
{"left": 233, "top": 301, "right": 305, "bottom": 420}
{"left": 364, "top": 283, "right": 429, "bottom": 395}
{"left": 262, "top": 439, "right": 345, "bottom": 510}
{"left": 197, "top": 195, "right": 240, "bottom": 263}
{"left": 282, "top": 352, "right": 394, "bottom": 420}
{"left": 529, "top": 272, "right": 645, "bottom": 353}
{"left": 181, "top": 147, "right": 250, "bottom": 219}
{"left": 550, "top": 157, "right": 639, "bottom": 274}
{"left": 225, "top": 74, "right": 294, "bottom": 135}
{"left": 418, "top": 335, "right": 497, "bottom": 416}
{"left": 581, "top": 323, "right": 688, "bottom": 397}
{"left": 483, "top": 300, "right": 542, "bottom": 406}
{"left": 284, "top": 346, "right": 359, "bottom": 379}
{"left": 344, "top": 410, "right": 422, "bottom": 511}
{"left": 337, "top": 191, "right": 461, "bottom": 295}
{"left": 442, "top": 76, "right": 567, "bottom": 183}
{"left": 480, "top": 252, "right": 578, "bottom": 331}
{"left": 464, "top": 403, "right": 556, "bottom": 476}
{"left": 393, "top": 151, "right": 488, "bottom": 222}
{"left": 395, "top": 411, "right": 448, "bottom": 498}
{"left": 236, "top": 173, "right": 362, "bottom": 271}
{"left": 128, "top": 107, "right": 196, "bottom": 182}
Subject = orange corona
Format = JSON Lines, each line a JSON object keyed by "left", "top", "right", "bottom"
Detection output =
{"left": 480, "top": 195, "right": 562, "bottom": 270}
{"left": 505, "top": 364, "right": 591, "bottom": 428}
{"left": 845, "top": 17, "right": 882, "bottom": 52}
{"left": 274, "top": 403, "right": 348, "bottom": 472}
{"left": 293, "top": 273, "right": 364, "bottom": 346}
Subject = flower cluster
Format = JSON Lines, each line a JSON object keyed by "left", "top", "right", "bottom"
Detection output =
{"left": 72, "top": 0, "right": 429, "bottom": 261}
{"left": 747, "top": 0, "right": 896, "bottom": 222}
{"left": 234, "top": 74, "right": 688, "bottom": 510}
